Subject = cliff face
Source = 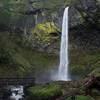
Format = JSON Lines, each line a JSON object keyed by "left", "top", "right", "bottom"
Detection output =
{"left": 0, "top": 0, "right": 99, "bottom": 33}
{"left": 27, "top": 0, "right": 99, "bottom": 53}
{"left": 0, "top": 0, "right": 99, "bottom": 53}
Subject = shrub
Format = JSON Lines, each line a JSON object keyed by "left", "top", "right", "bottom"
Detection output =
{"left": 27, "top": 84, "right": 62, "bottom": 100}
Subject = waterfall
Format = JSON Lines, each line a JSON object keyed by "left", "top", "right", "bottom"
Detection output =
{"left": 58, "top": 7, "right": 70, "bottom": 81}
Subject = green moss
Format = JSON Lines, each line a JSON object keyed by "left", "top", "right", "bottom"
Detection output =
{"left": 27, "top": 84, "right": 62, "bottom": 100}
{"left": 67, "top": 95, "right": 94, "bottom": 100}
{"left": 31, "top": 22, "right": 59, "bottom": 45}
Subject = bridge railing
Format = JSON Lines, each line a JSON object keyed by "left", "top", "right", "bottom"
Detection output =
{"left": 0, "top": 78, "right": 35, "bottom": 86}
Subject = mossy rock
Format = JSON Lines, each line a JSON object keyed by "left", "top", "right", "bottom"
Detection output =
{"left": 27, "top": 84, "right": 62, "bottom": 100}
{"left": 67, "top": 95, "right": 94, "bottom": 100}
{"left": 32, "top": 22, "right": 59, "bottom": 34}
{"left": 31, "top": 22, "right": 60, "bottom": 45}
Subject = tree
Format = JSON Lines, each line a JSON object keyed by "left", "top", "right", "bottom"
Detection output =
{"left": 0, "top": 0, "right": 28, "bottom": 31}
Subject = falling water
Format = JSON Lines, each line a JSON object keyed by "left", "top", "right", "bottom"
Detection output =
{"left": 58, "top": 7, "right": 70, "bottom": 81}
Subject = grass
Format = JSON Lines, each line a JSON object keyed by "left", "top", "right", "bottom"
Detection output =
{"left": 27, "top": 84, "right": 62, "bottom": 100}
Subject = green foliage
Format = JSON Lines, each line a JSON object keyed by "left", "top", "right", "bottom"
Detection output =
{"left": 65, "top": 0, "right": 80, "bottom": 6}
{"left": 70, "top": 51, "right": 100, "bottom": 76}
{"left": 0, "top": 0, "right": 81, "bottom": 31}
{"left": 27, "top": 84, "right": 62, "bottom": 100}
{"left": 0, "top": 32, "right": 58, "bottom": 77}
{"left": 32, "top": 0, "right": 67, "bottom": 9}
{"left": 67, "top": 95, "right": 94, "bottom": 100}
{"left": 20, "top": 48, "right": 58, "bottom": 71}
{"left": 0, "top": 32, "right": 33, "bottom": 77}
{"left": 0, "top": 0, "right": 28, "bottom": 28}
{"left": 90, "top": 68, "right": 100, "bottom": 77}
{"left": 0, "top": 48, "right": 15, "bottom": 65}
{"left": 31, "top": 0, "right": 80, "bottom": 9}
